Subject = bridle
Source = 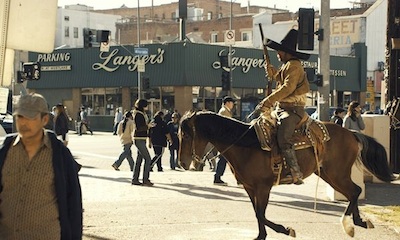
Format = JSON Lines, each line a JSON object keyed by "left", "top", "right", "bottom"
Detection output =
{"left": 189, "top": 120, "right": 255, "bottom": 166}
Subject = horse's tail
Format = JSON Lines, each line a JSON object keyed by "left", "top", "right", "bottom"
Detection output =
{"left": 353, "top": 132, "right": 395, "bottom": 182}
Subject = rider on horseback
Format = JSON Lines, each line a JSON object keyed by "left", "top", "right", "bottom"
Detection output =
{"left": 259, "top": 29, "right": 311, "bottom": 185}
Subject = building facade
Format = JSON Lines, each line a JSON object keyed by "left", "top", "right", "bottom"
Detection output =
{"left": 55, "top": 4, "right": 122, "bottom": 48}
{"left": 26, "top": 42, "right": 364, "bottom": 131}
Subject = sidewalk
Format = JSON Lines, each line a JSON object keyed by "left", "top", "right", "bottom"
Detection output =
{"left": 4, "top": 131, "right": 400, "bottom": 239}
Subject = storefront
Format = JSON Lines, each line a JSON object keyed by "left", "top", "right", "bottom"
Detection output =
{"left": 27, "top": 42, "right": 364, "bottom": 130}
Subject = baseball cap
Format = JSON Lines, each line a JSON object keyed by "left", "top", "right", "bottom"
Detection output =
{"left": 222, "top": 96, "right": 235, "bottom": 104}
{"left": 13, "top": 93, "right": 49, "bottom": 119}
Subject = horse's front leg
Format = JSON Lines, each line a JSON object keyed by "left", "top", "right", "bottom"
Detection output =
{"left": 245, "top": 185, "right": 295, "bottom": 239}
{"left": 244, "top": 187, "right": 267, "bottom": 240}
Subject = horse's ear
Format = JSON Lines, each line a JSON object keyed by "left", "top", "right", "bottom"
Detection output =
{"left": 184, "top": 110, "right": 196, "bottom": 119}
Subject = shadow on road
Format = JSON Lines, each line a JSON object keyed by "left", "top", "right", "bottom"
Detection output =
{"left": 79, "top": 173, "right": 130, "bottom": 183}
{"left": 362, "top": 182, "right": 400, "bottom": 206}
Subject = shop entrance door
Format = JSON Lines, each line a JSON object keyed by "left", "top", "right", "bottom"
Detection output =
{"left": 148, "top": 98, "right": 161, "bottom": 118}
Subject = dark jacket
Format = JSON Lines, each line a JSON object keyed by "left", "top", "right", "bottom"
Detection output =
{"left": 55, "top": 113, "right": 69, "bottom": 140}
{"left": 0, "top": 131, "right": 83, "bottom": 240}
{"left": 133, "top": 110, "right": 149, "bottom": 139}
{"left": 149, "top": 115, "right": 169, "bottom": 147}
{"left": 167, "top": 121, "right": 179, "bottom": 150}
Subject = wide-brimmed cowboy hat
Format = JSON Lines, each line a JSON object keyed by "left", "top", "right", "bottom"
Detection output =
{"left": 266, "top": 29, "right": 310, "bottom": 60}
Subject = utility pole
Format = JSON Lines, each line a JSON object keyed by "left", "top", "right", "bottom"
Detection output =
{"left": 318, "top": 0, "right": 330, "bottom": 121}
{"left": 0, "top": 0, "right": 11, "bottom": 86}
{"left": 137, "top": 0, "right": 142, "bottom": 99}
{"left": 229, "top": 0, "right": 233, "bottom": 96}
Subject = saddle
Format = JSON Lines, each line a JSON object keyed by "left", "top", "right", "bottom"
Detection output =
{"left": 254, "top": 112, "right": 330, "bottom": 185}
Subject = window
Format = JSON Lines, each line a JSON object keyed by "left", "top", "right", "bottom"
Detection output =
{"left": 211, "top": 33, "right": 218, "bottom": 43}
{"left": 65, "top": 26, "right": 69, "bottom": 37}
{"left": 218, "top": 13, "right": 223, "bottom": 19}
{"left": 171, "top": 12, "right": 176, "bottom": 20}
{"left": 64, "top": 16, "right": 69, "bottom": 21}
{"left": 162, "top": 13, "right": 165, "bottom": 19}
{"left": 81, "top": 88, "right": 122, "bottom": 115}
{"left": 207, "top": 12, "right": 212, "bottom": 20}
{"left": 241, "top": 31, "right": 252, "bottom": 41}
{"left": 73, "top": 27, "right": 78, "bottom": 38}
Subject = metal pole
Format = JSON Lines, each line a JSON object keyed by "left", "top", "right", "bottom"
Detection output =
{"left": 137, "top": 0, "right": 142, "bottom": 99}
{"left": 0, "top": 0, "right": 11, "bottom": 87}
{"left": 318, "top": 0, "right": 330, "bottom": 121}
{"left": 229, "top": 0, "right": 233, "bottom": 96}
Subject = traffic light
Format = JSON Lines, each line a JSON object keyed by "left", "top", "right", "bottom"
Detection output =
{"left": 315, "top": 74, "right": 323, "bottom": 87}
{"left": 298, "top": 8, "right": 315, "bottom": 50}
{"left": 220, "top": 55, "right": 229, "bottom": 68}
{"left": 221, "top": 71, "right": 230, "bottom": 91}
{"left": 179, "top": 0, "right": 187, "bottom": 19}
{"left": 143, "top": 77, "right": 150, "bottom": 90}
{"left": 83, "top": 28, "right": 96, "bottom": 48}
{"left": 17, "top": 62, "right": 41, "bottom": 83}
{"left": 97, "top": 30, "right": 110, "bottom": 43}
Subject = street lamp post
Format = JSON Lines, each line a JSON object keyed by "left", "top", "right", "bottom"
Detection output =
{"left": 137, "top": 0, "right": 142, "bottom": 99}
{"left": 229, "top": 0, "right": 233, "bottom": 96}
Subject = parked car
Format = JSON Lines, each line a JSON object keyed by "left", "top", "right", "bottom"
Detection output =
{"left": 305, "top": 106, "right": 317, "bottom": 116}
{"left": 306, "top": 106, "right": 338, "bottom": 120}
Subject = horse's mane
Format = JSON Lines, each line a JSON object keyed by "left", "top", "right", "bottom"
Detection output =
{"left": 181, "top": 111, "right": 260, "bottom": 148}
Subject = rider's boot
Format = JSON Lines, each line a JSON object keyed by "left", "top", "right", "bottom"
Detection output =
{"left": 282, "top": 148, "right": 304, "bottom": 185}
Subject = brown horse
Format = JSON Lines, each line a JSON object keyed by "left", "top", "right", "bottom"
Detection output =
{"left": 178, "top": 111, "right": 395, "bottom": 240}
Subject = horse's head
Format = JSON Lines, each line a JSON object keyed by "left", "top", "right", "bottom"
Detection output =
{"left": 178, "top": 111, "right": 210, "bottom": 170}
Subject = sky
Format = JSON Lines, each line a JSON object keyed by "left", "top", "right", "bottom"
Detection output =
{"left": 57, "top": 0, "right": 355, "bottom": 12}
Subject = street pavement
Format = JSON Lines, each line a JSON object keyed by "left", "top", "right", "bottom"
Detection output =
{"left": 3, "top": 131, "right": 400, "bottom": 239}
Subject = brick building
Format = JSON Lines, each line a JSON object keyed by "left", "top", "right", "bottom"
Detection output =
{"left": 94, "top": 0, "right": 287, "bottom": 45}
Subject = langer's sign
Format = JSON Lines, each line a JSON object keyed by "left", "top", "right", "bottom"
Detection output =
{"left": 212, "top": 49, "right": 266, "bottom": 73}
{"left": 92, "top": 48, "right": 164, "bottom": 72}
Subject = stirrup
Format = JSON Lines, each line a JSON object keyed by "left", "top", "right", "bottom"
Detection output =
{"left": 291, "top": 172, "right": 304, "bottom": 185}
{"left": 293, "top": 177, "right": 304, "bottom": 185}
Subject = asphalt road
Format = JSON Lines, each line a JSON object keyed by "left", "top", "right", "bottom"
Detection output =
{"left": 5, "top": 131, "right": 400, "bottom": 240}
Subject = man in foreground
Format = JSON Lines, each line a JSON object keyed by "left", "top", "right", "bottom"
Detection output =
{"left": 0, "top": 93, "right": 82, "bottom": 239}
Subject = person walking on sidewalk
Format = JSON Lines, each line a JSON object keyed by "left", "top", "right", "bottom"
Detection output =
{"left": 132, "top": 99, "right": 155, "bottom": 186}
{"left": 330, "top": 107, "right": 346, "bottom": 126}
{"left": 113, "top": 107, "right": 123, "bottom": 135}
{"left": 0, "top": 93, "right": 82, "bottom": 239}
{"left": 54, "top": 103, "right": 70, "bottom": 146}
{"left": 149, "top": 111, "right": 171, "bottom": 172}
{"left": 167, "top": 112, "right": 180, "bottom": 170}
{"left": 112, "top": 111, "right": 135, "bottom": 171}
{"left": 343, "top": 101, "right": 365, "bottom": 132}
{"left": 79, "top": 106, "right": 93, "bottom": 136}
{"left": 214, "top": 96, "right": 235, "bottom": 186}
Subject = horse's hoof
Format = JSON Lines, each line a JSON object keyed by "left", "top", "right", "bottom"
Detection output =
{"left": 366, "top": 219, "right": 375, "bottom": 229}
{"left": 253, "top": 236, "right": 266, "bottom": 240}
{"left": 341, "top": 215, "right": 355, "bottom": 237}
{"left": 287, "top": 227, "right": 296, "bottom": 237}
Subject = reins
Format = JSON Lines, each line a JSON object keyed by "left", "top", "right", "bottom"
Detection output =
{"left": 190, "top": 121, "right": 256, "bottom": 166}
